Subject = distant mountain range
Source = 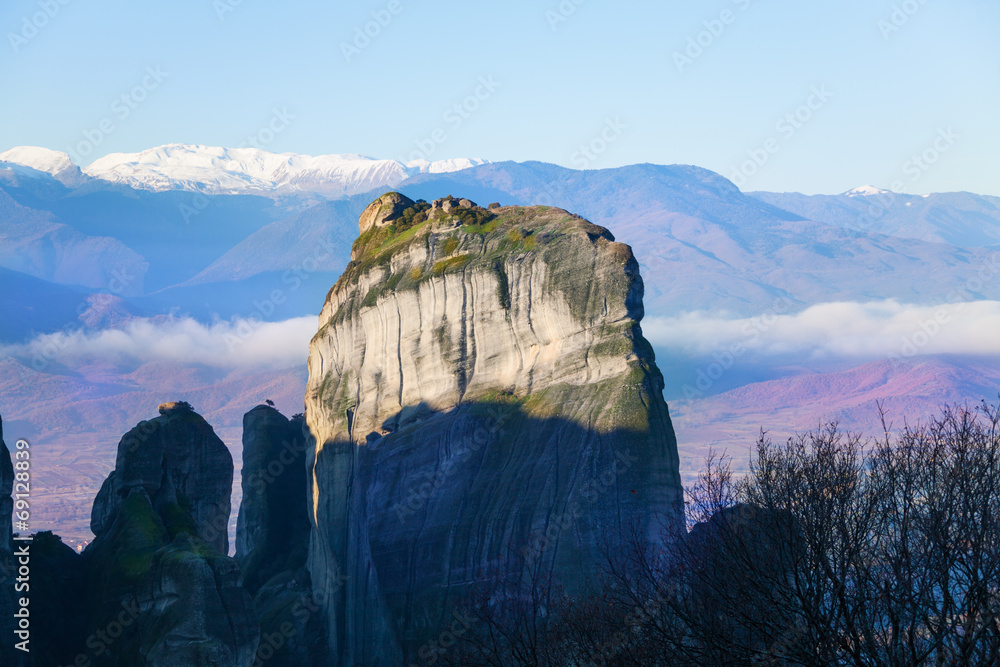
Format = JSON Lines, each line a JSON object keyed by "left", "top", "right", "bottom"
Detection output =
{"left": 751, "top": 187, "right": 1000, "bottom": 247}
{"left": 2, "top": 145, "right": 1000, "bottom": 338}
{"left": 0, "top": 144, "right": 489, "bottom": 197}
{"left": 2, "top": 144, "right": 999, "bottom": 545}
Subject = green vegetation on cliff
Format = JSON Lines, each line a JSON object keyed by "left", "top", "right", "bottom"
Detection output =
{"left": 326, "top": 196, "right": 623, "bottom": 324}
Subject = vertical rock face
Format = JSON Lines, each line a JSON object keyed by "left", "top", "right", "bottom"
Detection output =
{"left": 236, "top": 405, "right": 322, "bottom": 666}
{"left": 77, "top": 404, "right": 257, "bottom": 666}
{"left": 236, "top": 405, "right": 311, "bottom": 594}
{"left": 91, "top": 401, "right": 234, "bottom": 554}
{"left": 29, "top": 532, "right": 88, "bottom": 666}
{"left": 135, "top": 531, "right": 259, "bottom": 666}
{"left": 305, "top": 196, "right": 685, "bottom": 663}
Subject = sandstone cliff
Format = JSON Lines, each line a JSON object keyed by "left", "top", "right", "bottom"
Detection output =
{"left": 305, "top": 193, "right": 684, "bottom": 663}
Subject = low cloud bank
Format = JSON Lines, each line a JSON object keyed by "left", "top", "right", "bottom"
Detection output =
{"left": 644, "top": 300, "right": 1000, "bottom": 360}
{"left": 3, "top": 316, "right": 316, "bottom": 371}
{"left": 7, "top": 301, "right": 998, "bottom": 374}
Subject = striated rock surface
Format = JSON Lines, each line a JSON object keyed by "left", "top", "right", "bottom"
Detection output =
{"left": 305, "top": 195, "right": 684, "bottom": 663}
{"left": 91, "top": 401, "right": 233, "bottom": 554}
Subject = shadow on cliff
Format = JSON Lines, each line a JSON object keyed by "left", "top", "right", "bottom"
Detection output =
{"left": 310, "top": 397, "right": 684, "bottom": 665}
{"left": 11, "top": 405, "right": 260, "bottom": 667}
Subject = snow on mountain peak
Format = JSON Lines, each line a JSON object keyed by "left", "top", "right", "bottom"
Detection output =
{"left": 843, "top": 185, "right": 890, "bottom": 197}
{"left": 0, "top": 146, "right": 76, "bottom": 176}
{"left": 79, "top": 144, "right": 490, "bottom": 197}
{"left": 404, "top": 157, "right": 490, "bottom": 175}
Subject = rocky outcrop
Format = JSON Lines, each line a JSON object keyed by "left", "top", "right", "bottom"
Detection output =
{"left": 235, "top": 405, "right": 323, "bottom": 665}
{"left": 82, "top": 486, "right": 258, "bottom": 666}
{"left": 53, "top": 405, "right": 260, "bottom": 666}
{"left": 0, "top": 415, "right": 17, "bottom": 666}
{"left": 236, "top": 405, "right": 311, "bottom": 594}
{"left": 91, "top": 401, "right": 233, "bottom": 554}
{"left": 305, "top": 195, "right": 684, "bottom": 663}
{"left": 28, "top": 532, "right": 88, "bottom": 666}
{"left": 0, "top": 415, "right": 11, "bottom": 554}
{"left": 357, "top": 191, "right": 414, "bottom": 235}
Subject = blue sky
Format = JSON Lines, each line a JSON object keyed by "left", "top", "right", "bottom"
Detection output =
{"left": 1, "top": 0, "right": 997, "bottom": 195}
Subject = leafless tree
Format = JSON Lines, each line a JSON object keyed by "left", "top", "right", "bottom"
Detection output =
{"left": 446, "top": 402, "right": 1000, "bottom": 666}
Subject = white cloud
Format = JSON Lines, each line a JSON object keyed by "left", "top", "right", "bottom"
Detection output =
{"left": 643, "top": 300, "right": 1000, "bottom": 360}
{"left": 3, "top": 316, "right": 316, "bottom": 370}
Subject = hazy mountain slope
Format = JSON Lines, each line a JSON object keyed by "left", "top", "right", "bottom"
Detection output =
{"left": 400, "top": 163, "right": 1000, "bottom": 314}
{"left": 148, "top": 195, "right": 398, "bottom": 320}
{"left": 0, "top": 179, "right": 286, "bottom": 291}
{"left": 670, "top": 355, "right": 1000, "bottom": 486}
{"left": 0, "top": 355, "right": 308, "bottom": 548}
{"left": 0, "top": 268, "right": 90, "bottom": 342}
{"left": 0, "top": 188, "right": 148, "bottom": 294}
{"left": 182, "top": 198, "right": 366, "bottom": 285}
{"left": 750, "top": 188, "right": 1000, "bottom": 247}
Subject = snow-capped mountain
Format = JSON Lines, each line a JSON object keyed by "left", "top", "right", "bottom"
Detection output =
{"left": 0, "top": 146, "right": 87, "bottom": 186}
{"left": 0, "top": 146, "right": 74, "bottom": 175}
{"left": 0, "top": 144, "right": 489, "bottom": 198}
{"left": 842, "top": 185, "right": 891, "bottom": 197}
{"left": 80, "top": 144, "right": 488, "bottom": 197}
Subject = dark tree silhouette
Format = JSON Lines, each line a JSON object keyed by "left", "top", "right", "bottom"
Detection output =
{"left": 445, "top": 402, "right": 1000, "bottom": 666}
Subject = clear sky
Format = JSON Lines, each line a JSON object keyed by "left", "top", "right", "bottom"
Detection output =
{"left": 1, "top": 0, "right": 997, "bottom": 195}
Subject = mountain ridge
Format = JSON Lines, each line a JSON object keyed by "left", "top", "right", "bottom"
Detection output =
{"left": 1, "top": 143, "right": 490, "bottom": 197}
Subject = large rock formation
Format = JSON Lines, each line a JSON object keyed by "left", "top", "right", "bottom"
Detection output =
{"left": 236, "top": 405, "right": 311, "bottom": 594}
{"left": 91, "top": 401, "right": 233, "bottom": 554}
{"left": 27, "top": 531, "right": 88, "bottom": 666}
{"left": 305, "top": 195, "right": 684, "bottom": 663}
{"left": 356, "top": 191, "right": 414, "bottom": 236}
{"left": 236, "top": 405, "right": 322, "bottom": 666}
{"left": 38, "top": 403, "right": 260, "bottom": 666}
